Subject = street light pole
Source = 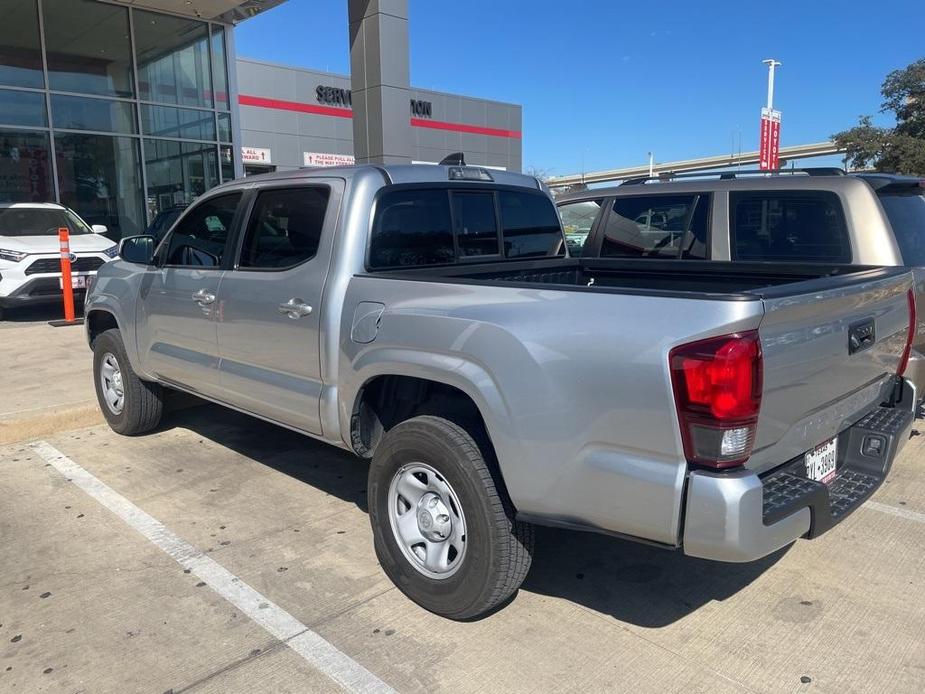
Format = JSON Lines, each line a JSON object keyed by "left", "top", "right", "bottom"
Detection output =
{"left": 762, "top": 58, "right": 781, "bottom": 110}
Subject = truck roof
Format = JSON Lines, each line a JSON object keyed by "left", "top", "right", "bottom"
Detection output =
{"left": 555, "top": 171, "right": 883, "bottom": 203}
{"left": 217, "top": 164, "right": 544, "bottom": 192}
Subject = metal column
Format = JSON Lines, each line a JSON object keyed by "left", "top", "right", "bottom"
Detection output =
{"left": 348, "top": 0, "right": 411, "bottom": 164}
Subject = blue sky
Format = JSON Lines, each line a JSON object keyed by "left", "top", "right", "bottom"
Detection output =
{"left": 236, "top": 0, "right": 923, "bottom": 176}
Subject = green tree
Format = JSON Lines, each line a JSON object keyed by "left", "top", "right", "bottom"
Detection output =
{"left": 833, "top": 58, "right": 925, "bottom": 174}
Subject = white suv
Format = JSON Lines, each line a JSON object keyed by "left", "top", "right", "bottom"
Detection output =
{"left": 0, "top": 203, "right": 119, "bottom": 319}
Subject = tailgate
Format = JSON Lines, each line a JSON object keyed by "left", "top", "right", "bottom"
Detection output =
{"left": 747, "top": 267, "right": 913, "bottom": 473}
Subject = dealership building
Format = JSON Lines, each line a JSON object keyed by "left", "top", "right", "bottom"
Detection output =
{"left": 0, "top": 0, "right": 522, "bottom": 239}
{"left": 237, "top": 58, "right": 522, "bottom": 176}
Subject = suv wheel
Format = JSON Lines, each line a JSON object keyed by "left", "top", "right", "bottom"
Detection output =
{"left": 368, "top": 415, "right": 533, "bottom": 619}
{"left": 92, "top": 328, "right": 163, "bottom": 435}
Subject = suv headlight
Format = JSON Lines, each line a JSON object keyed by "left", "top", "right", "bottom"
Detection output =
{"left": 0, "top": 248, "right": 28, "bottom": 262}
{"left": 103, "top": 245, "right": 119, "bottom": 259}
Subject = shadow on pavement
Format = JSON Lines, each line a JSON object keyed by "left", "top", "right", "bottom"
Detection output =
{"left": 0, "top": 302, "right": 84, "bottom": 325}
{"left": 522, "top": 526, "right": 787, "bottom": 627}
{"left": 158, "top": 401, "right": 371, "bottom": 513}
{"left": 156, "top": 401, "right": 786, "bottom": 627}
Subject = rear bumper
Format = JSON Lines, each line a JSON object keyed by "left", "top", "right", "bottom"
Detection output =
{"left": 904, "top": 349, "right": 925, "bottom": 403}
{"left": 683, "top": 378, "right": 916, "bottom": 563}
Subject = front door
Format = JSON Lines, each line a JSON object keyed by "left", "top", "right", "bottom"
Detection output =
{"left": 215, "top": 182, "right": 342, "bottom": 434}
{"left": 138, "top": 192, "right": 243, "bottom": 398}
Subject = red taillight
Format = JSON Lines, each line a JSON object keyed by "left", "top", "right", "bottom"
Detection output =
{"left": 897, "top": 288, "right": 916, "bottom": 377}
{"left": 670, "top": 331, "right": 763, "bottom": 469}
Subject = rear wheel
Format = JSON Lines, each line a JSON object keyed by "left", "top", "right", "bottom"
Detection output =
{"left": 368, "top": 415, "right": 533, "bottom": 619}
{"left": 92, "top": 328, "right": 163, "bottom": 435}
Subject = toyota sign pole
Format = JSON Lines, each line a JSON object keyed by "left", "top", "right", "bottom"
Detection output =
{"left": 759, "top": 59, "right": 782, "bottom": 171}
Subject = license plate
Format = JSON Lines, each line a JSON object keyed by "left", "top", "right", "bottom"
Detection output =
{"left": 805, "top": 437, "right": 838, "bottom": 484}
{"left": 58, "top": 275, "right": 87, "bottom": 289}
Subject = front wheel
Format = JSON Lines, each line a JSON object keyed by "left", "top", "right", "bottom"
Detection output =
{"left": 368, "top": 415, "right": 533, "bottom": 619}
{"left": 92, "top": 328, "right": 163, "bottom": 435}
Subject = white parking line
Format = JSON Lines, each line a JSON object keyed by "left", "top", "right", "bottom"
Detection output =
{"left": 865, "top": 499, "right": 925, "bottom": 524}
{"left": 30, "top": 440, "right": 395, "bottom": 694}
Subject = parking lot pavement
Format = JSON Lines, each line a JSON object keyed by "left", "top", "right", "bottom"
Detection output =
{"left": 1, "top": 402, "right": 923, "bottom": 693}
{"left": 0, "top": 307, "right": 100, "bottom": 444}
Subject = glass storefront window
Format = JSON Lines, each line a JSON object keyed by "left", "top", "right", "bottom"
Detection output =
{"left": 140, "top": 104, "right": 216, "bottom": 141}
{"left": 217, "top": 113, "right": 232, "bottom": 143}
{"left": 0, "top": 88, "right": 47, "bottom": 128}
{"left": 55, "top": 133, "right": 144, "bottom": 238}
{"left": 220, "top": 145, "right": 234, "bottom": 183}
{"left": 183, "top": 141, "right": 219, "bottom": 196}
{"left": 0, "top": 129, "right": 51, "bottom": 202}
{"left": 0, "top": 5, "right": 237, "bottom": 235}
{"left": 44, "top": 0, "right": 134, "bottom": 98}
{"left": 135, "top": 11, "right": 212, "bottom": 109}
{"left": 211, "top": 26, "right": 229, "bottom": 111}
{"left": 144, "top": 139, "right": 219, "bottom": 214}
{"left": 51, "top": 95, "right": 136, "bottom": 134}
{"left": 0, "top": 0, "right": 43, "bottom": 89}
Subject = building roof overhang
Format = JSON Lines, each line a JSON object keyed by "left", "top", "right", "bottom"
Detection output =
{"left": 109, "top": 0, "right": 286, "bottom": 24}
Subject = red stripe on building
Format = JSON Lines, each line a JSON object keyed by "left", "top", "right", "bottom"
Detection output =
{"left": 239, "top": 94, "right": 353, "bottom": 119}
{"left": 238, "top": 94, "right": 521, "bottom": 139}
{"left": 409, "top": 118, "right": 521, "bottom": 139}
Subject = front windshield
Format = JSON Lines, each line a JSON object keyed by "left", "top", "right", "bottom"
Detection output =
{"left": 0, "top": 207, "right": 91, "bottom": 236}
{"left": 66, "top": 209, "right": 93, "bottom": 235}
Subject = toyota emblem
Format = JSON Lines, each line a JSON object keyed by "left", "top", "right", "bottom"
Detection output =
{"left": 68, "top": 253, "right": 77, "bottom": 262}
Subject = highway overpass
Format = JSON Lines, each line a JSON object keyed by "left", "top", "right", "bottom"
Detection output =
{"left": 545, "top": 141, "right": 845, "bottom": 188}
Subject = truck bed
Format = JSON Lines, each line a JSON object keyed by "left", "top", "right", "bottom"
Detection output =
{"left": 375, "top": 257, "right": 904, "bottom": 299}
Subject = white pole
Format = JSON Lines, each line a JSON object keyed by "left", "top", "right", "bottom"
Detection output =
{"left": 648, "top": 152, "right": 654, "bottom": 178}
{"left": 762, "top": 58, "right": 781, "bottom": 110}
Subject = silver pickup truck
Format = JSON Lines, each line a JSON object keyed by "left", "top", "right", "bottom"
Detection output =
{"left": 86, "top": 165, "right": 918, "bottom": 619}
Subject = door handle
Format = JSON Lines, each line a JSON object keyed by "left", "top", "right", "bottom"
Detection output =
{"left": 278, "top": 298, "right": 313, "bottom": 319}
{"left": 192, "top": 288, "right": 215, "bottom": 305}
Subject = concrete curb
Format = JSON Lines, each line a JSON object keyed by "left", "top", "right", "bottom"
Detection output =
{"left": 0, "top": 403, "right": 103, "bottom": 445}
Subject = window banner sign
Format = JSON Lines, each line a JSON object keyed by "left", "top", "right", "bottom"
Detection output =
{"left": 759, "top": 108, "right": 782, "bottom": 170}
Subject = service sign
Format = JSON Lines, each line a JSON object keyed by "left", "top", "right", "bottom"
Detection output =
{"left": 758, "top": 108, "right": 782, "bottom": 170}
{"left": 303, "top": 152, "right": 355, "bottom": 168}
{"left": 241, "top": 147, "right": 272, "bottom": 165}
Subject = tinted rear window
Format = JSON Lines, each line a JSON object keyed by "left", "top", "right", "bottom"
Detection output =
{"left": 498, "top": 191, "right": 565, "bottom": 259}
{"left": 731, "top": 191, "right": 851, "bottom": 262}
{"left": 452, "top": 192, "right": 499, "bottom": 258}
{"left": 369, "top": 188, "right": 564, "bottom": 269}
{"left": 878, "top": 191, "right": 925, "bottom": 266}
{"left": 369, "top": 189, "right": 454, "bottom": 269}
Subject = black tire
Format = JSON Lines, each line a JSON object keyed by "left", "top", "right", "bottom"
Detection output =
{"left": 368, "top": 415, "right": 533, "bottom": 619}
{"left": 92, "top": 328, "right": 163, "bottom": 435}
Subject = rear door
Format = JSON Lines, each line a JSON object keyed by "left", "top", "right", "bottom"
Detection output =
{"left": 139, "top": 192, "right": 243, "bottom": 398}
{"left": 747, "top": 267, "right": 913, "bottom": 473}
{"left": 215, "top": 181, "right": 343, "bottom": 434}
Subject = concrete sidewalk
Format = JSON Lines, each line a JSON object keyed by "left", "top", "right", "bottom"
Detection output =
{"left": 0, "top": 308, "right": 100, "bottom": 445}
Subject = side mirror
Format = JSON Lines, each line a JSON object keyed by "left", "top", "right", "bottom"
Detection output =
{"left": 91, "top": 224, "right": 108, "bottom": 234}
{"left": 118, "top": 235, "right": 156, "bottom": 265}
